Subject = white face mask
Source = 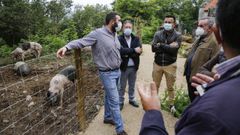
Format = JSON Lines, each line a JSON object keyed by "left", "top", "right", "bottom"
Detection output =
{"left": 124, "top": 28, "right": 132, "bottom": 36}
{"left": 195, "top": 27, "right": 205, "bottom": 37}
{"left": 163, "top": 23, "right": 173, "bottom": 31}
{"left": 115, "top": 21, "right": 122, "bottom": 32}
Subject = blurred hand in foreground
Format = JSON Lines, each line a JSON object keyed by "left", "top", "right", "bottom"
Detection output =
{"left": 138, "top": 82, "right": 160, "bottom": 111}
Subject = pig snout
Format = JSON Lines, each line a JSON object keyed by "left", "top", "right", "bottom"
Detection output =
{"left": 46, "top": 91, "right": 59, "bottom": 105}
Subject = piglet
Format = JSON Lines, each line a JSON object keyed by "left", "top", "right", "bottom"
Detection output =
{"left": 22, "top": 42, "right": 42, "bottom": 59}
{"left": 47, "top": 65, "right": 76, "bottom": 107}
{"left": 11, "top": 47, "right": 25, "bottom": 61}
{"left": 14, "top": 61, "right": 31, "bottom": 76}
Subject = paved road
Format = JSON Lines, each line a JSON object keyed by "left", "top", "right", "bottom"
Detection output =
{"left": 80, "top": 45, "right": 187, "bottom": 135}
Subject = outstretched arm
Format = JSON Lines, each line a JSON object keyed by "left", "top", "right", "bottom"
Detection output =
{"left": 57, "top": 30, "right": 97, "bottom": 58}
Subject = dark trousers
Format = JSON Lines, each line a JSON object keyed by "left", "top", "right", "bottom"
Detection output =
{"left": 186, "top": 76, "right": 197, "bottom": 102}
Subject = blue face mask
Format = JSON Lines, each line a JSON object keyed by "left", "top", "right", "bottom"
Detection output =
{"left": 124, "top": 28, "right": 132, "bottom": 36}
{"left": 163, "top": 23, "right": 173, "bottom": 31}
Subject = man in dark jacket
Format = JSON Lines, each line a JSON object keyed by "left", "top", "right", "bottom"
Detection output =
{"left": 138, "top": 0, "right": 240, "bottom": 134}
{"left": 118, "top": 20, "right": 142, "bottom": 110}
{"left": 151, "top": 15, "right": 182, "bottom": 112}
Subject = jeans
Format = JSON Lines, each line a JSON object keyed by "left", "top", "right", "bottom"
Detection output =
{"left": 119, "top": 67, "right": 137, "bottom": 104}
{"left": 99, "top": 69, "right": 124, "bottom": 133}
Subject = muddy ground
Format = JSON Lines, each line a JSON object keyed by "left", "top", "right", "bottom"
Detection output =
{"left": 0, "top": 51, "right": 103, "bottom": 135}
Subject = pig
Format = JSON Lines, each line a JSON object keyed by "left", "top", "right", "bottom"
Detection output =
{"left": 47, "top": 65, "right": 76, "bottom": 107}
{"left": 21, "top": 42, "right": 42, "bottom": 59}
{"left": 11, "top": 47, "right": 25, "bottom": 61}
{"left": 13, "top": 61, "right": 31, "bottom": 76}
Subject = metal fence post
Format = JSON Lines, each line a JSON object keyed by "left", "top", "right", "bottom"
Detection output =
{"left": 74, "top": 49, "right": 86, "bottom": 131}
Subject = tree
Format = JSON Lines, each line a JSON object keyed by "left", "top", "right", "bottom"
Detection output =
{"left": 0, "top": 0, "right": 31, "bottom": 45}
{"left": 45, "top": 0, "right": 73, "bottom": 34}
{"left": 72, "top": 4, "right": 110, "bottom": 37}
{"left": 113, "top": 0, "right": 205, "bottom": 42}
{"left": 29, "top": 0, "right": 48, "bottom": 35}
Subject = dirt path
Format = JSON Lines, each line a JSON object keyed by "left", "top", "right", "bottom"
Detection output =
{"left": 80, "top": 45, "right": 187, "bottom": 135}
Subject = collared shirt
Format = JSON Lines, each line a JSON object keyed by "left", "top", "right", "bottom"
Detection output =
{"left": 216, "top": 55, "right": 240, "bottom": 76}
{"left": 65, "top": 26, "right": 122, "bottom": 71}
{"left": 124, "top": 36, "right": 135, "bottom": 66}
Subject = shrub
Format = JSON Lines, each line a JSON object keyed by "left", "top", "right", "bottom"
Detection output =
{"left": 42, "top": 35, "right": 67, "bottom": 54}
{"left": 0, "top": 45, "right": 14, "bottom": 57}
{"left": 178, "top": 42, "right": 192, "bottom": 58}
{"left": 142, "top": 26, "right": 155, "bottom": 44}
{"left": 29, "top": 35, "right": 67, "bottom": 55}
{"left": 161, "top": 86, "right": 190, "bottom": 118}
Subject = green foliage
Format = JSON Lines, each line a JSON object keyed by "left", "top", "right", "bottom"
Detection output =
{"left": 29, "top": 35, "right": 67, "bottom": 55}
{"left": 42, "top": 35, "right": 66, "bottom": 54}
{"left": 161, "top": 86, "right": 190, "bottom": 118}
{"left": 113, "top": 0, "right": 205, "bottom": 43}
{"left": 60, "top": 20, "right": 78, "bottom": 42}
{"left": 0, "top": 0, "right": 205, "bottom": 57}
{"left": 141, "top": 17, "right": 160, "bottom": 43}
{"left": 178, "top": 42, "right": 190, "bottom": 58}
{"left": 0, "top": 0, "right": 31, "bottom": 45}
{"left": 0, "top": 45, "right": 14, "bottom": 57}
{"left": 72, "top": 4, "right": 110, "bottom": 37}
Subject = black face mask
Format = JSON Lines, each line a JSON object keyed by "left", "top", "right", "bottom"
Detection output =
{"left": 111, "top": 22, "right": 118, "bottom": 33}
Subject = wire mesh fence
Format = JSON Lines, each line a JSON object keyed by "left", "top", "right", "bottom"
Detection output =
{"left": 0, "top": 49, "right": 103, "bottom": 135}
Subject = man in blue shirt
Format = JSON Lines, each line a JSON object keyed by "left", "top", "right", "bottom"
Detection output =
{"left": 56, "top": 12, "right": 127, "bottom": 135}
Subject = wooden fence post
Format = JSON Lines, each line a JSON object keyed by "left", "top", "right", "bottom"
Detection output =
{"left": 74, "top": 49, "right": 86, "bottom": 130}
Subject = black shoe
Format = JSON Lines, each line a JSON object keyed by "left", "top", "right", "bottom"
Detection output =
{"left": 103, "top": 119, "right": 115, "bottom": 126}
{"left": 117, "top": 130, "right": 128, "bottom": 135}
{"left": 129, "top": 101, "right": 139, "bottom": 108}
{"left": 120, "top": 103, "right": 124, "bottom": 111}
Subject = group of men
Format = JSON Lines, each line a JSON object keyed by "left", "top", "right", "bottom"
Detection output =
{"left": 139, "top": 0, "right": 240, "bottom": 134}
{"left": 56, "top": 0, "right": 240, "bottom": 134}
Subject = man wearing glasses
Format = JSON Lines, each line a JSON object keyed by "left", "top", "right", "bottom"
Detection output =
{"left": 184, "top": 17, "right": 220, "bottom": 102}
{"left": 151, "top": 15, "right": 182, "bottom": 113}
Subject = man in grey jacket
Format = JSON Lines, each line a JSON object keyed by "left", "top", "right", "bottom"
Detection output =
{"left": 56, "top": 12, "right": 127, "bottom": 135}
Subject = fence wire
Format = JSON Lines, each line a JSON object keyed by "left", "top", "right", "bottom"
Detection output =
{"left": 0, "top": 50, "right": 103, "bottom": 135}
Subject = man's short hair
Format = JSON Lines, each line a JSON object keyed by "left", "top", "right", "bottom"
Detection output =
{"left": 199, "top": 17, "right": 215, "bottom": 28}
{"left": 105, "top": 12, "right": 118, "bottom": 25}
{"left": 216, "top": 0, "right": 240, "bottom": 51}
{"left": 123, "top": 20, "right": 133, "bottom": 25}
{"left": 165, "top": 15, "right": 176, "bottom": 23}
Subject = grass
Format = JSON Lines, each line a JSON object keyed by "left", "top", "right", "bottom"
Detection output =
{"left": 160, "top": 85, "right": 190, "bottom": 118}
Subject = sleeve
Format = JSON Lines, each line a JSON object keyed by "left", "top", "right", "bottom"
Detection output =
{"left": 130, "top": 37, "right": 142, "bottom": 58}
{"left": 140, "top": 110, "right": 168, "bottom": 135}
{"left": 198, "top": 52, "right": 220, "bottom": 77}
{"left": 209, "top": 40, "right": 220, "bottom": 59}
{"left": 120, "top": 47, "right": 135, "bottom": 55}
{"left": 65, "top": 30, "right": 97, "bottom": 50}
{"left": 151, "top": 32, "right": 162, "bottom": 53}
{"left": 159, "top": 34, "right": 182, "bottom": 55}
{"left": 176, "top": 111, "right": 228, "bottom": 135}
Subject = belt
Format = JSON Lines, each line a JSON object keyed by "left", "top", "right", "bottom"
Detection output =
{"left": 99, "top": 68, "right": 119, "bottom": 72}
